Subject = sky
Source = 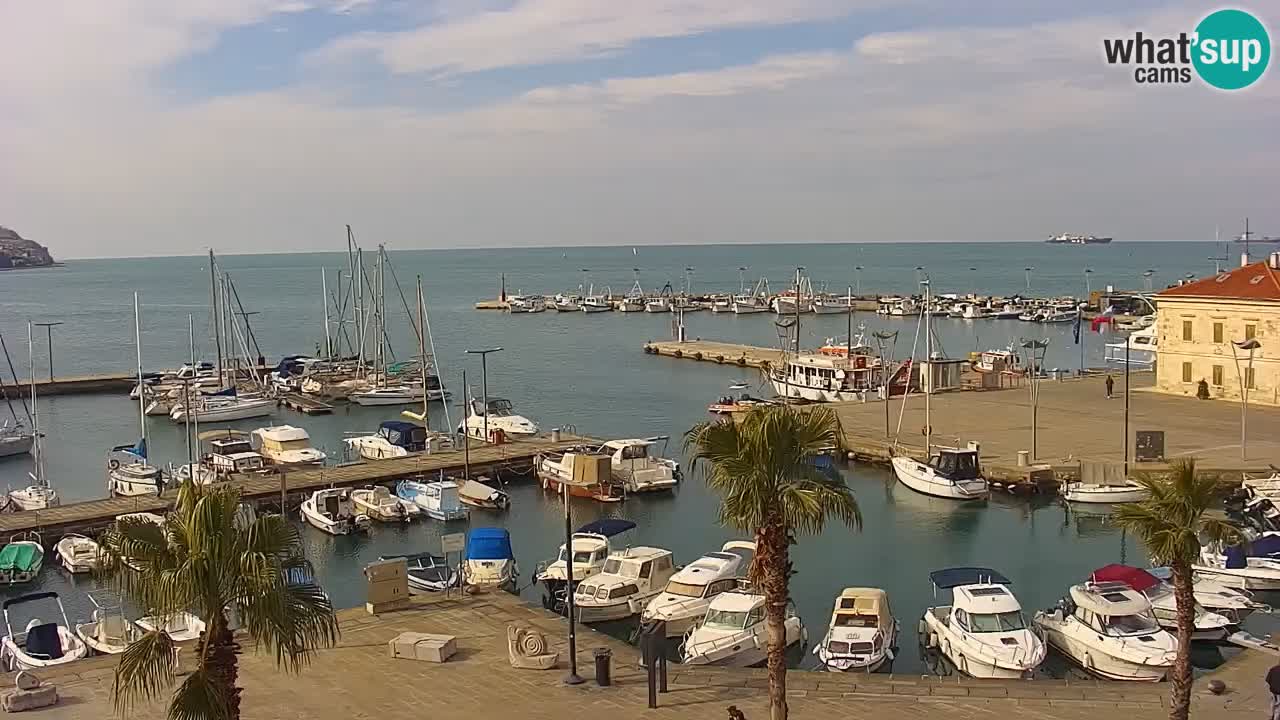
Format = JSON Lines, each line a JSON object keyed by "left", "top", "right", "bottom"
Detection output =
{"left": 0, "top": 1, "right": 1277, "bottom": 258}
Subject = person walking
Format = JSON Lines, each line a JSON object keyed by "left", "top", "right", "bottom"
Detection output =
{"left": 1105, "top": 374, "right": 1114, "bottom": 399}
{"left": 1267, "top": 660, "right": 1280, "bottom": 720}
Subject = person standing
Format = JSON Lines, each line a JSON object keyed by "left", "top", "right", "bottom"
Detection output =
{"left": 1105, "top": 374, "right": 1114, "bottom": 399}
{"left": 1267, "top": 660, "right": 1280, "bottom": 720}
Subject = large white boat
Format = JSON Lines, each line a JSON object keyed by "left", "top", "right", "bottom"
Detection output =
{"left": 458, "top": 397, "right": 539, "bottom": 442}
{"left": 1034, "top": 581, "right": 1176, "bottom": 681}
{"left": 351, "top": 485, "right": 421, "bottom": 523}
{"left": 1090, "top": 565, "right": 1231, "bottom": 641}
{"left": 299, "top": 488, "right": 370, "bottom": 535}
{"left": 553, "top": 294, "right": 581, "bottom": 312}
{"left": 814, "top": 587, "right": 898, "bottom": 673}
{"left": 892, "top": 443, "right": 989, "bottom": 501}
{"left": 573, "top": 547, "right": 677, "bottom": 623}
{"left": 919, "top": 568, "right": 1045, "bottom": 679}
{"left": 810, "top": 295, "right": 851, "bottom": 315}
{"left": 618, "top": 280, "right": 646, "bottom": 313}
{"left": 0, "top": 423, "right": 33, "bottom": 459}
{"left": 251, "top": 425, "right": 325, "bottom": 467}
{"left": 1, "top": 592, "right": 88, "bottom": 671}
{"left": 344, "top": 420, "right": 434, "bottom": 460}
{"left": 770, "top": 352, "right": 881, "bottom": 403}
{"left": 535, "top": 519, "right": 634, "bottom": 610}
{"left": 602, "top": 438, "right": 681, "bottom": 493}
{"left": 1147, "top": 566, "right": 1268, "bottom": 623}
{"left": 681, "top": 589, "right": 806, "bottom": 667}
{"left": 395, "top": 479, "right": 468, "bottom": 521}
{"left": 170, "top": 394, "right": 275, "bottom": 423}
{"left": 1194, "top": 536, "right": 1280, "bottom": 590}
{"left": 642, "top": 541, "right": 754, "bottom": 637}
{"left": 581, "top": 290, "right": 612, "bottom": 313}
{"left": 348, "top": 385, "right": 424, "bottom": 406}
{"left": 1061, "top": 480, "right": 1148, "bottom": 504}
{"left": 1104, "top": 324, "right": 1158, "bottom": 368}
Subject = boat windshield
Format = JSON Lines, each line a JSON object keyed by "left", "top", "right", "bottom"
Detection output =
{"left": 271, "top": 439, "right": 313, "bottom": 451}
{"left": 664, "top": 581, "right": 707, "bottom": 598}
{"left": 827, "top": 640, "right": 874, "bottom": 654}
{"left": 1104, "top": 613, "right": 1160, "bottom": 636}
{"left": 602, "top": 558, "right": 640, "bottom": 578}
{"left": 703, "top": 609, "right": 749, "bottom": 630}
{"left": 968, "top": 611, "right": 1027, "bottom": 632}
{"left": 558, "top": 548, "right": 597, "bottom": 564}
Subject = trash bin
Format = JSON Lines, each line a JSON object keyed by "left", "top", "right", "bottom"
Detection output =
{"left": 594, "top": 647, "right": 612, "bottom": 686}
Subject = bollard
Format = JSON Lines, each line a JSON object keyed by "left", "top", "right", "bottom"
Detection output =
{"left": 1016, "top": 450, "right": 1030, "bottom": 467}
{"left": 593, "top": 648, "right": 612, "bottom": 687}
{"left": 551, "top": 428, "right": 561, "bottom": 442}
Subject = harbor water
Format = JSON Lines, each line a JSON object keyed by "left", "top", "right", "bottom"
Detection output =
{"left": 0, "top": 241, "right": 1263, "bottom": 674}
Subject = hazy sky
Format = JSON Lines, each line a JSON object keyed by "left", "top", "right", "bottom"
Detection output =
{"left": 1, "top": 1, "right": 1276, "bottom": 258}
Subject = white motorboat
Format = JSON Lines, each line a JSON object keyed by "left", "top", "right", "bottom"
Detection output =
{"left": 345, "top": 420, "right": 437, "bottom": 460}
{"left": 892, "top": 443, "right": 989, "bottom": 501}
{"left": 681, "top": 590, "right": 805, "bottom": 667}
{"left": 136, "top": 612, "right": 206, "bottom": 642}
{"left": 351, "top": 485, "right": 421, "bottom": 523}
{"left": 108, "top": 455, "right": 164, "bottom": 497}
{"left": 644, "top": 296, "right": 671, "bottom": 313}
{"left": 1194, "top": 537, "right": 1280, "bottom": 591}
{"left": 642, "top": 541, "right": 755, "bottom": 637}
{"left": 54, "top": 534, "right": 100, "bottom": 574}
{"left": 1034, "top": 581, "right": 1176, "bottom": 681}
{"left": 251, "top": 425, "right": 326, "bottom": 466}
{"left": 535, "top": 519, "right": 635, "bottom": 609}
{"left": 581, "top": 293, "right": 612, "bottom": 313}
{"left": 299, "top": 488, "right": 371, "bottom": 535}
{"left": 458, "top": 397, "right": 539, "bottom": 441}
{"left": 170, "top": 395, "right": 275, "bottom": 423}
{"left": 573, "top": 547, "right": 677, "bottom": 623}
{"left": 1, "top": 592, "right": 88, "bottom": 671}
{"left": 74, "top": 592, "right": 142, "bottom": 655}
{"left": 618, "top": 296, "right": 645, "bottom": 313}
{"left": 1040, "top": 305, "right": 1079, "bottom": 324}
{"left": 1062, "top": 481, "right": 1148, "bottom": 504}
{"left": 1147, "top": 567, "right": 1268, "bottom": 623}
{"left": 349, "top": 384, "right": 440, "bottom": 406}
{"left": 602, "top": 438, "right": 681, "bottom": 493}
{"left": 508, "top": 295, "right": 546, "bottom": 313}
{"left": 810, "top": 295, "right": 851, "bottom": 315}
{"left": 1104, "top": 324, "right": 1158, "bottom": 368}
{"left": 770, "top": 352, "right": 882, "bottom": 403}
{"left": 1089, "top": 565, "right": 1232, "bottom": 641}
{"left": 456, "top": 478, "right": 510, "bottom": 510}
{"left": 732, "top": 277, "right": 771, "bottom": 314}
{"left": 919, "top": 567, "right": 1045, "bottom": 678}
{"left": 395, "top": 479, "right": 468, "bottom": 521}
{"left": 0, "top": 533, "right": 44, "bottom": 586}
{"left": 383, "top": 553, "right": 459, "bottom": 593}
{"left": 463, "top": 527, "right": 518, "bottom": 591}
{"left": 814, "top": 587, "right": 898, "bottom": 673}
{"left": 553, "top": 294, "right": 580, "bottom": 312}
{"left": 0, "top": 423, "right": 33, "bottom": 459}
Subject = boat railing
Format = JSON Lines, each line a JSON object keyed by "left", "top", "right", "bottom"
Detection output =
{"left": 682, "top": 627, "right": 762, "bottom": 659}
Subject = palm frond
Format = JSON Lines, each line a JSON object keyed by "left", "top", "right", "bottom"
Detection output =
{"left": 167, "top": 667, "right": 231, "bottom": 720}
{"left": 113, "top": 629, "right": 177, "bottom": 714}
{"left": 238, "top": 581, "right": 339, "bottom": 673}
{"left": 1113, "top": 459, "right": 1223, "bottom": 566}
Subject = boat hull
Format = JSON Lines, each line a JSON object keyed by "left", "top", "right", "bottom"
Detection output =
{"left": 0, "top": 434, "right": 34, "bottom": 458}
{"left": 1036, "top": 621, "right": 1168, "bottom": 681}
{"left": 770, "top": 376, "right": 867, "bottom": 403}
{"left": 892, "top": 457, "right": 988, "bottom": 501}
{"left": 1, "top": 629, "right": 88, "bottom": 671}
{"left": 682, "top": 620, "right": 805, "bottom": 667}
{"left": 108, "top": 468, "right": 162, "bottom": 497}
{"left": 172, "top": 398, "right": 275, "bottom": 423}
{"left": 1063, "top": 484, "right": 1147, "bottom": 504}
{"left": 1191, "top": 565, "right": 1280, "bottom": 591}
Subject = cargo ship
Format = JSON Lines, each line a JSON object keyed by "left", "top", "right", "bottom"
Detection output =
{"left": 1046, "top": 233, "right": 1113, "bottom": 244}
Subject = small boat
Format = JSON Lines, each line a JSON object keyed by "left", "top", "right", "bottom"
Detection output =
{"left": 7, "top": 482, "right": 59, "bottom": 511}
{"left": 463, "top": 527, "right": 518, "bottom": 591}
{"left": 580, "top": 294, "right": 612, "bottom": 313}
{"left": 1062, "top": 480, "right": 1148, "bottom": 504}
{"left": 136, "top": 612, "right": 206, "bottom": 642}
{"left": 345, "top": 420, "right": 434, "bottom": 460}
{"left": 535, "top": 519, "right": 635, "bottom": 610}
{"left": 602, "top": 438, "right": 681, "bottom": 493}
{"left": 681, "top": 589, "right": 805, "bottom": 667}
{"left": 251, "top": 425, "right": 326, "bottom": 466}
{"left": 814, "top": 587, "right": 898, "bottom": 673}
{"left": 553, "top": 294, "right": 580, "bottom": 312}
{"left": 642, "top": 541, "right": 754, "bottom": 637}
{"left": 708, "top": 394, "right": 775, "bottom": 415}
{"left": 351, "top": 485, "right": 421, "bottom": 523}
{"left": 0, "top": 533, "right": 44, "bottom": 586}
{"left": 54, "top": 534, "right": 100, "bottom": 574}
{"left": 537, "top": 448, "right": 624, "bottom": 502}
{"left": 349, "top": 385, "right": 425, "bottom": 406}
{"left": 457, "top": 397, "right": 539, "bottom": 441}
{"left": 919, "top": 567, "right": 1045, "bottom": 678}
{"left": 1033, "top": 581, "right": 1176, "bottom": 681}
{"left": 810, "top": 296, "right": 851, "bottom": 315}
{"left": 0, "top": 423, "right": 33, "bottom": 459}
{"left": 170, "top": 394, "right": 275, "bottom": 423}
{"left": 1147, "top": 566, "right": 1269, "bottom": 623}
{"left": 644, "top": 296, "right": 671, "bottom": 313}
{"left": 299, "top": 488, "right": 371, "bottom": 535}
{"left": 456, "top": 478, "right": 510, "bottom": 510}
{"left": 0, "top": 592, "right": 88, "bottom": 671}
{"left": 618, "top": 296, "right": 645, "bottom": 313}
{"left": 395, "top": 479, "right": 468, "bottom": 521}
{"left": 74, "top": 592, "right": 142, "bottom": 655}
{"left": 892, "top": 442, "right": 989, "bottom": 501}
{"left": 107, "top": 450, "right": 165, "bottom": 498}
{"left": 1194, "top": 537, "right": 1280, "bottom": 590}
{"left": 573, "top": 547, "right": 677, "bottom": 623}
{"left": 1089, "top": 565, "right": 1231, "bottom": 641}
{"left": 382, "top": 552, "right": 459, "bottom": 593}
{"left": 508, "top": 295, "right": 546, "bottom": 313}
{"left": 770, "top": 352, "right": 883, "bottom": 403}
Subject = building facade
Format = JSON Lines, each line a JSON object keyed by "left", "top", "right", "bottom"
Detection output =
{"left": 1154, "top": 258, "right": 1280, "bottom": 405}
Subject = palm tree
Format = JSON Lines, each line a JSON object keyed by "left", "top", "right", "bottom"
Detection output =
{"left": 98, "top": 482, "right": 339, "bottom": 720}
{"left": 686, "top": 405, "right": 860, "bottom": 720}
{"left": 1112, "top": 459, "right": 1237, "bottom": 720}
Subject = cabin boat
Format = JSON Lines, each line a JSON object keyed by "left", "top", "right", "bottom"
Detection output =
{"left": 892, "top": 442, "right": 989, "bottom": 501}
{"left": 458, "top": 398, "right": 539, "bottom": 441}
{"left": 351, "top": 485, "right": 421, "bottom": 523}
{"left": 1062, "top": 480, "right": 1148, "bottom": 504}
{"left": 581, "top": 294, "right": 613, "bottom": 313}
{"left": 0, "top": 424, "right": 33, "bottom": 459}
{"left": 1089, "top": 565, "right": 1231, "bottom": 641}
{"left": 1194, "top": 536, "right": 1280, "bottom": 591}
{"left": 54, "top": 534, "right": 100, "bottom": 574}
{"left": 345, "top": 420, "right": 437, "bottom": 460}
{"left": 464, "top": 528, "right": 518, "bottom": 591}
{"left": 681, "top": 590, "right": 805, "bottom": 667}
{"left": 136, "top": 612, "right": 206, "bottom": 642}
{"left": 573, "top": 547, "right": 677, "bottom": 623}
{"left": 732, "top": 278, "right": 771, "bottom": 314}
{"left": 1104, "top": 325, "right": 1158, "bottom": 368}
{"left": 811, "top": 295, "right": 851, "bottom": 315}
{"left": 204, "top": 435, "right": 269, "bottom": 477}
{"left": 508, "top": 295, "right": 546, "bottom": 313}
{"left": 382, "top": 553, "right": 459, "bottom": 593}
{"left": 920, "top": 568, "right": 1044, "bottom": 679}
{"left": 644, "top": 296, "right": 671, "bottom": 313}
{"left": 1, "top": 592, "right": 88, "bottom": 671}
{"left": 770, "top": 352, "right": 882, "bottom": 403}
{"left": 602, "top": 439, "right": 681, "bottom": 493}
{"left": 535, "top": 519, "right": 635, "bottom": 610}
{"left": 814, "top": 587, "right": 898, "bottom": 673}
{"left": 1034, "top": 581, "right": 1176, "bottom": 681}
{"left": 553, "top": 294, "right": 581, "bottom": 312}
{"left": 299, "top": 488, "right": 371, "bottom": 535}
{"left": 642, "top": 541, "right": 754, "bottom": 637}
{"left": 170, "top": 394, "right": 275, "bottom": 423}
{"left": 395, "top": 479, "right": 467, "bottom": 521}
{"left": 74, "top": 593, "right": 142, "bottom": 656}
{"left": 878, "top": 297, "right": 920, "bottom": 316}
{"left": 456, "top": 478, "right": 510, "bottom": 510}
{"left": 0, "top": 533, "right": 44, "bottom": 586}
{"left": 537, "top": 449, "right": 624, "bottom": 502}
{"left": 1147, "top": 566, "right": 1268, "bottom": 623}
{"left": 252, "top": 425, "right": 326, "bottom": 467}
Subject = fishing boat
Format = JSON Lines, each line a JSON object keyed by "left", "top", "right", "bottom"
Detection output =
{"left": 892, "top": 443, "right": 989, "bottom": 501}
{"left": 1061, "top": 480, "right": 1148, "bottom": 504}
{"left": 251, "top": 425, "right": 326, "bottom": 467}
{"left": 732, "top": 277, "right": 770, "bottom": 314}
{"left": 811, "top": 295, "right": 851, "bottom": 315}
{"left": 601, "top": 438, "right": 681, "bottom": 493}
{"left": 641, "top": 541, "right": 754, "bottom": 637}
{"left": 580, "top": 288, "right": 612, "bottom": 313}
{"left": 136, "top": 612, "right": 206, "bottom": 642}
{"left": 54, "top": 534, "right": 100, "bottom": 574}
{"left": 508, "top": 295, "right": 546, "bottom": 313}
{"left": 772, "top": 272, "right": 813, "bottom": 315}
{"left": 618, "top": 296, "right": 645, "bottom": 313}
{"left": 8, "top": 326, "right": 58, "bottom": 510}
{"left": 458, "top": 397, "right": 539, "bottom": 441}
{"left": 0, "top": 533, "right": 44, "bottom": 586}
{"left": 553, "top": 294, "right": 581, "bottom": 312}
{"left": 770, "top": 352, "right": 881, "bottom": 403}
{"left": 573, "top": 547, "right": 677, "bottom": 623}
{"left": 349, "top": 385, "right": 419, "bottom": 406}
{"left": 456, "top": 478, "right": 510, "bottom": 510}
{"left": 814, "top": 587, "right": 898, "bottom": 673}
{"left": 463, "top": 527, "right": 518, "bottom": 591}
{"left": 74, "top": 592, "right": 142, "bottom": 656}
{"left": 535, "top": 519, "right": 635, "bottom": 609}
{"left": 299, "top": 488, "right": 370, "bottom": 535}
{"left": 1089, "top": 565, "right": 1231, "bottom": 641}
{"left": 1147, "top": 566, "right": 1268, "bottom": 623}
{"left": 536, "top": 448, "right": 624, "bottom": 502}
{"left": 681, "top": 589, "right": 805, "bottom": 667}
{"left": 395, "top": 479, "right": 468, "bottom": 521}
{"left": 1033, "top": 581, "right": 1176, "bottom": 681}
{"left": 1, "top": 592, "right": 88, "bottom": 671}
{"left": 351, "top": 485, "right": 421, "bottom": 523}
{"left": 919, "top": 568, "right": 1044, "bottom": 678}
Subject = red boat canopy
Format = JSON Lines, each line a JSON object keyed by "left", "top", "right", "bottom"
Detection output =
{"left": 1090, "top": 564, "right": 1159, "bottom": 592}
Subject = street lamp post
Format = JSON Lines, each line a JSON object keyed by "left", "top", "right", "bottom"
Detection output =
{"left": 872, "top": 330, "right": 899, "bottom": 438}
{"left": 1020, "top": 339, "right": 1050, "bottom": 461}
{"left": 562, "top": 486, "right": 584, "bottom": 686}
{"left": 1024, "top": 267, "right": 1034, "bottom": 292}
{"left": 465, "top": 348, "right": 503, "bottom": 442}
{"left": 855, "top": 266, "right": 864, "bottom": 296}
{"left": 1084, "top": 268, "right": 1093, "bottom": 298}
{"left": 1232, "top": 338, "right": 1262, "bottom": 461}
{"left": 32, "top": 322, "right": 63, "bottom": 382}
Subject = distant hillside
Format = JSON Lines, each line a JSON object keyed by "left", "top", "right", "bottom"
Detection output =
{"left": 0, "top": 227, "right": 56, "bottom": 269}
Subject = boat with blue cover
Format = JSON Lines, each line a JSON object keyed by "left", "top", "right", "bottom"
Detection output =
{"left": 464, "top": 528, "right": 518, "bottom": 591}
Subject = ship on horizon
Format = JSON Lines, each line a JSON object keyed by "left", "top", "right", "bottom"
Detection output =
{"left": 1046, "top": 233, "right": 1113, "bottom": 245}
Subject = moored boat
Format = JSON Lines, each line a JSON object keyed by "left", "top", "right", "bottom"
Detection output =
{"left": 919, "top": 567, "right": 1044, "bottom": 678}
{"left": 534, "top": 519, "right": 635, "bottom": 610}
{"left": 1, "top": 592, "right": 88, "bottom": 671}
{"left": 0, "top": 533, "right": 44, "bottom": 586}
{"left": 1089, "top": 564, "right": 1231, "bottom": 641}
{"left": 814, "top": 587, "right": 898, "bottom": 673}
{"left": 54, "top": 534, "right": 100, "bottom": 574}
{"left": 642, "top": 541, "right": 754, "bottom": 637}
{"left": 891, "top": 442, "right": 989, "bottom": 501}
{"left": 351, "top": 485, "right": 420, "bottom": 523}
{"left": 573, "top": 547, "right": 677, "bottom": 623}
{"left": 395, "top": 479, "right": 468, "bottom": 521}
{"left": 463, "top": 527, "right": 518, "bottom": 591}
{"left": 299, "top": 488, "right": 370, "bottom": 535}
{"left": 252, "top": 425, "right": 326, "bottom": 466}
{"left": 1033, "top": 580, "right": 1175, "bottom": 681}
{"left": 681, "top": 589, "right": 805, "bottom": 667}
{"left": 456, "top": 478, "right": 510, "bottom": 510}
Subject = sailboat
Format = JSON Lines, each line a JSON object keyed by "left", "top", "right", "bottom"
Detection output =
{"left": 108, "top": 294, "right": 164, "bottom": 497}
{"left": 0, "top": 338, "right": 33, "bottom": 459}
{"left": 890, "top": 279, "right": 989, "bottom": 501}
{"left": 7, "top": 324, "right": 59, "bottom": 511}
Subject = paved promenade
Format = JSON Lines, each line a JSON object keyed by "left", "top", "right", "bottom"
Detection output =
{"left": 13, "top": 589, "right": 1267, "bottom": 719}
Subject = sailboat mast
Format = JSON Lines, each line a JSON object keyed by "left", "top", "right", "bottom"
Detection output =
{"left": 417, "top": 275, "right": 429, "bottom": 428}
{"left": 846, "top": 285, "right": 853, "bottom": 360}
{"left": 134, "top": 292, "right": 147, "bottom": 450}
{"left": 322, "top": 269, "right": 332, "bottom": 360}
{"left": 356, "top": 247, "right": 365, "bottom": 371}
{"left": 28, "top": 322, "right": 41, "bottom": 486}
{"left": 793, "top": 267, "right": 801, "bottom": 357}
{"left": 209, "top": 250, "right": 223, "bottom": 385}
{"left": 187, "top": 314, "right": 196, "bottom": 466}
{"left": 923, "top": 278, "right": 932, "bottom": 456}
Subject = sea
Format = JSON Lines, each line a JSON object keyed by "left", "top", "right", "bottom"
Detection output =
{"left": 0, "top": 241, "right": 1262, "bottom": 674}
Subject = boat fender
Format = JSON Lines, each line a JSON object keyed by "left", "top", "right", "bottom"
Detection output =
{"left": 674, "top": 350, "right": 683, "bottom": 358}
{"left": 737, "top": 357, "right": 746, "bottom": 366}
{"left": 716, "top": 355, "right": 724, "bottom": 363}
{"left": 693, "top": 352, "right": 703, "bottom": 361}
{"left": 920, "top": 425, "right": 932, "bottom": 436}
{"left": 917, "top": 619, "right": 926, "bottom": 636}
{"left": 1082, "top": 652, "right": 1092, "bottom": 670}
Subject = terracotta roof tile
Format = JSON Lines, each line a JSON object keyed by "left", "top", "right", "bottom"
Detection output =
{"left": 1157, "top": 261, "right": 1280, "bottom": 301}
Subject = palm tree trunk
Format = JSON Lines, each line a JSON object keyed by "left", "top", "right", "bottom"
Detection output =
{"left": 1169, "top": 561, "right": 1194, "bottom": 720}
{"left": 199, "top": 622, "right": 242, "bottom": 719}
{"left": 756, "top": 520, "right": 789, "bottom": 720}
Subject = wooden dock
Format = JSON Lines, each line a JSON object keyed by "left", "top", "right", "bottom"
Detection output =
{"left": 643, "top": 340, "right": 784, "bottom": 369}
{"left": 278, "top": 391, "right": 333, "bottom": 415}
{"left": 1, "top": 373, "right": 135, "bottom": 397}
{"left": 0, "top": 434, "right": 592, "bottom": 540}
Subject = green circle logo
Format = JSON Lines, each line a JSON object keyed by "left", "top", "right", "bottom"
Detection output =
{"left": 1192, "top": 9, "right": 1271, "bottom": 90}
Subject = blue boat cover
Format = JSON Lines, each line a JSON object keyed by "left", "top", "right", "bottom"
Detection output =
{"left": 110, "top": 437, "right": 147, "bottom": 460}
{"left": 1251, "top": 534, "right": 1280, "bottom": 558}
{"left": 380, "top": 420, "right": 419, "bottom": 434}
{"left": 1225, "top": 545, "right": 1247, "bottom": 569}
{"left": 576, "top": 518, "right": 637, "bottom": 537}
{"left": 929, "top": 567, "right": 1011, "bottom": 589}
{"left": 466, "top": 528, "right": 514, "bottom": 560}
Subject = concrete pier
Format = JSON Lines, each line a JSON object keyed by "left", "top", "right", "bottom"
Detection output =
{"left": 643, "top": 340, "right": 784, "bottom": 369}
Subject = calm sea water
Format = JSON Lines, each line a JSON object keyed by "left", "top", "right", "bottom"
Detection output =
{"left": 0, "top": 242, "right": 1261, "bottom": 674}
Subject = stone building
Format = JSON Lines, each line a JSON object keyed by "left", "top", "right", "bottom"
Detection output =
{"left": 1154, "top": 254, "right": 1280, "bottom": 405}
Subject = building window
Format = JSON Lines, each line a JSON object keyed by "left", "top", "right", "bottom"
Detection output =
{"left": 1246, "top": 324, "right": 1257, "bottom": 340}
{"left": 1182, "top": 362, "right": 1192, "bottom": 382}
{"left": 1182, "top": 320, "right": 1193, "bottom": 341}
{"left": 1246, "top": 367, "right": 1257, "bottom": 390}
{"left": 1212, "top": 365, "right": 1224, "bottom": 386}
{"left": 1213, "top": 322, "right": 1224, "bottom": 344}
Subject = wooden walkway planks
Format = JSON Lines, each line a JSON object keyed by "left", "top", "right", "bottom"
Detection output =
{"left": 642, "top": 340, "right": 783, "bottom": 369}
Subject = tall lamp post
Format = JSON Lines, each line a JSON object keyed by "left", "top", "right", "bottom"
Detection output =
{"left": 1020, "top": 338, "right": 1050, "bottom": 461}
{"left": 1232, "top": 338, "right": 1262, "bottom": 461}
{"left": 873, "top": 330, "right": 899, "bottom": 438}
{"left": 465, "top": 348, "right": 503, "bottom": 442}
{"left": 561, "top": 487, "right": 584, "bottom": 685}
{"left": 1083, "top": 268, "right": 1093, "bottom": 298}
{"left": 854, "top": 266, "right": 864, "bottom": 296}
{"left": 32, "top": 322, "right": 63, "bottom": 382}
{"left": 1024, "top": 267, "right": 1035, "bottom": 293}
